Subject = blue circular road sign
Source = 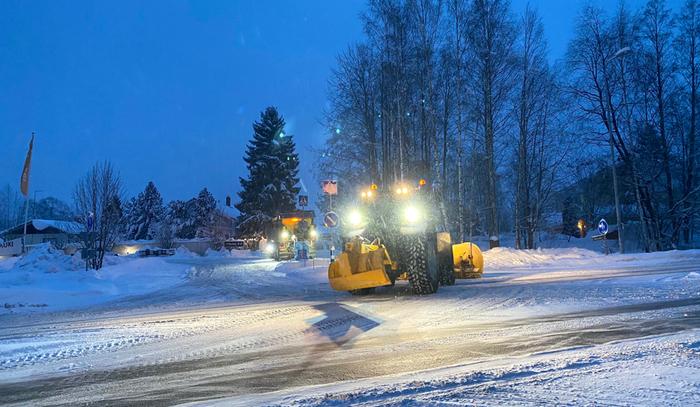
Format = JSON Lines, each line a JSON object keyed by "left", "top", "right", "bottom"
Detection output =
{"left": 324, "top": 211, "right": 339, "bottom": 228}
{"left": 598, "top": 218, "right": 609, "bottom": 235}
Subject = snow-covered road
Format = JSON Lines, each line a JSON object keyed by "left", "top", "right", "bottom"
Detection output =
{"left": 0, "top": 249, "right": 699, "bottom": 405}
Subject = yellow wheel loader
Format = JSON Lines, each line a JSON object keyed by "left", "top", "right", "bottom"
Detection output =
{"left": 265, "top": 210, "right": 318, "bottom": 261}
{"left": 327, "top": 181, "right": 484, "bottom": 295}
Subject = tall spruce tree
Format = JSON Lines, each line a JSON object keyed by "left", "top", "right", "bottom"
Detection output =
{"left": 236, "top": 107, "right": 300, "bottom": 235}
{"left": 124, "top": 181, "right": 164, "bottom": 240}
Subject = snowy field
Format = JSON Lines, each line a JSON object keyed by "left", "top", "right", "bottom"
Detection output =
{"left": 0, "top": 245, "right": 699, "bottom": 405}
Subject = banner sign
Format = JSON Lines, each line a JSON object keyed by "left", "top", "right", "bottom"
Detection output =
{"left": 0, "top": 238, "right": 22, "bottom": 256}
{"left": 20, "top": 133, "right": 34, "bottom": 197}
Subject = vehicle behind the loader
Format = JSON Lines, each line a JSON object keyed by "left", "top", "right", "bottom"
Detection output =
{"left": 327, "top": 181, "right": 483, "bottom": 295}
{"left": 266, "top": 210, "right": 318, "bottom": 261}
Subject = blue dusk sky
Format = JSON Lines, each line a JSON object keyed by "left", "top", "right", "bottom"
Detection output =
{"left": 0, "top": 0, "right": 682, "bottom": 207}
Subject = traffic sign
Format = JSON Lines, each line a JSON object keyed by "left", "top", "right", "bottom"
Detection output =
{"left": 298, "top": 195, "right": 309, "bottom": 207}
{"left": 323, "top": 211, "right": 339, "bottom": 228}
{"left": 87, "top": 211, "right": 94, "bottom": 232}
{"left": 598, "top": 218, "right": 609, "bottom": 235}
{"left": 322, "top": 180, "right": 338, "bottom": 195}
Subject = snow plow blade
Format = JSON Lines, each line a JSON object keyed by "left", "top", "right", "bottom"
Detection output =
{"left": 328, "top": 241, "right": 392, "bottom": 292}
{"left": 452, "top": 242, "right": 484, "bottom": 278}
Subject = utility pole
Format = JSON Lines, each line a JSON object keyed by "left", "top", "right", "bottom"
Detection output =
{"left": 605, "top": 47, "right": 631, "bottom": 254}
{"left": 608, "top": 127, "right": 624, "bottom": 254}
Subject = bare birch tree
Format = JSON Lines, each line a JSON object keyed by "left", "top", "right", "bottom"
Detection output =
{"left": 73, "top": 161, "right": 123, "bottom": 270}
{"left": 465, "top": 0, "right": 517, "bottom": 248}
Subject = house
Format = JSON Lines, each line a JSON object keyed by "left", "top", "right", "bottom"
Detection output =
{"left": 0, "top": 219, "right": 83, "bottom": 250}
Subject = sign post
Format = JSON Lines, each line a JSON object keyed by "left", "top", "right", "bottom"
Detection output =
{"left": 598, "top": 218, "right": 609, "bottom": 255}
{"left": 322, "top": 180, "right": 339, "bottom": 261}
{"left": 85, "top": 212, "right": 95, "bottom": 270}
{"left": 321, "top": 180, "right": 338, "bottom": 211}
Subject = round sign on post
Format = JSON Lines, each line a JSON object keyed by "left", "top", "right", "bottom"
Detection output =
{"left": 323, "top": 211, "right": 339, "bottom": 228}
{"left": 87, "top": 212, "right": 95, "bottom": 232}
{"left": 598, "top": 218, "right": 609, "bottom": 235}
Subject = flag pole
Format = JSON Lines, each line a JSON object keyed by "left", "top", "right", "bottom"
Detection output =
{"left": 20, "top": 132, "right": 35, "bottom": 254}
{"left": 22, "top": 193, "right": 29, "bottom": 253}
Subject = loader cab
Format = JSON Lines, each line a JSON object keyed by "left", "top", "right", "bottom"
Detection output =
{"left": 341, "top": 179, "right": 435, "bottom": 239}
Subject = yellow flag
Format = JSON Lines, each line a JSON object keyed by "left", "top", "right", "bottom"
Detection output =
{"left": 20, "top": 133, "right": 34, "bottom": 197}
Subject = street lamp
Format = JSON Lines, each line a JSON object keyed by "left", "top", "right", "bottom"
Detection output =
{"left": 605, "top": 47, "right": 632, "bottom": 254}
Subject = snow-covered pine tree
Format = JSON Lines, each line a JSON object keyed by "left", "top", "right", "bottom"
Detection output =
{"left": 236, "top": 107, "right": 300, "bottom": 236}
{"left": 32, "top": 197, "right": 74, "bottom": 220}
{"left": 166, "top": 199, "right": 196, "bottom": 239}
{"left": 124, "top": 181, "right": 165, "bottom": 240}
{"left": 162, "top": 188, "right": 217, "bottom": 240}
{"left": 165, "top": 199, "right": 197, "bottom": 239}
{"left": 193, "top": 187, "right": 217, "bottom": 238}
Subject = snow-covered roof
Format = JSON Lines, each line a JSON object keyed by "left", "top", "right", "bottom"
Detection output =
{"left": 1, "top": 219, "right": 84, "bottom": 236}
{"left": 31, "top": 219, "right": 83, "bottom": 234}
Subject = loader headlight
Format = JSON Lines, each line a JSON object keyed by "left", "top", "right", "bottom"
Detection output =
{"left": 403, "top": 205, "right": 423, "bottom": 224}
{"left": 264, "top": 243, "right": 276, "bottom": 254}
{"left": 347, "top": 209, "right": 364, "bottom": 227}
{"left": 280, "top": 230, "right": 290, "bottom": 240}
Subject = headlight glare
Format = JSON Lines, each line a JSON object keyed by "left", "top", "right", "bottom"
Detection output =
{"left": 347, "top": 209, "right": 363, "bottom": 227}
{"left": 403, "top": 205, "right": 422, "bottom": 224}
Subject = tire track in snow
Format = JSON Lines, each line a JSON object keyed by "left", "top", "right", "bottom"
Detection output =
{"left": 0, "top": 304, "right": 315, "bottom": 371}
{"left": 56, "top": 303, "right": 377, "bottom": 385}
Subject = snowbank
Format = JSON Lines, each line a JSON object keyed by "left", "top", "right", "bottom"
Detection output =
{"left": 481, "top": 245, "right": 700, "bottom": 273}
{"left": 0, "top": 244, "right": 193, "bottom": 314}
{"left": 483, "top": 247, "right": 600, "bottom": 269}
{"left": 0, "top": 256, "right": 19, "bottom": 271}
{"left": 11, "top": 244, "right": 84, "bottom": 273}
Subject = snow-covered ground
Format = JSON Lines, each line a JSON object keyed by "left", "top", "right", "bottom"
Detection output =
{"left": 209, "top": 330, "right": 700, "bottom": 406}
{"left": 0, "top": 245, "right": 698, "bottom": 405}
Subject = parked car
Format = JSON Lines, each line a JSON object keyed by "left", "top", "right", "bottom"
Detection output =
{"left": 137, "top": 248, "right": 175, "bottom": 257}
{"left": 224, "top": 239, "right": 247, "bottom": 250}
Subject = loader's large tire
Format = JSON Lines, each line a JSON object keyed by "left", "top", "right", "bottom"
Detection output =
{"left": 439, "top": 264, "right": 456, "bottom": 286}
{"left": 405, "top": 235, "right": 439, "bottom": 295}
